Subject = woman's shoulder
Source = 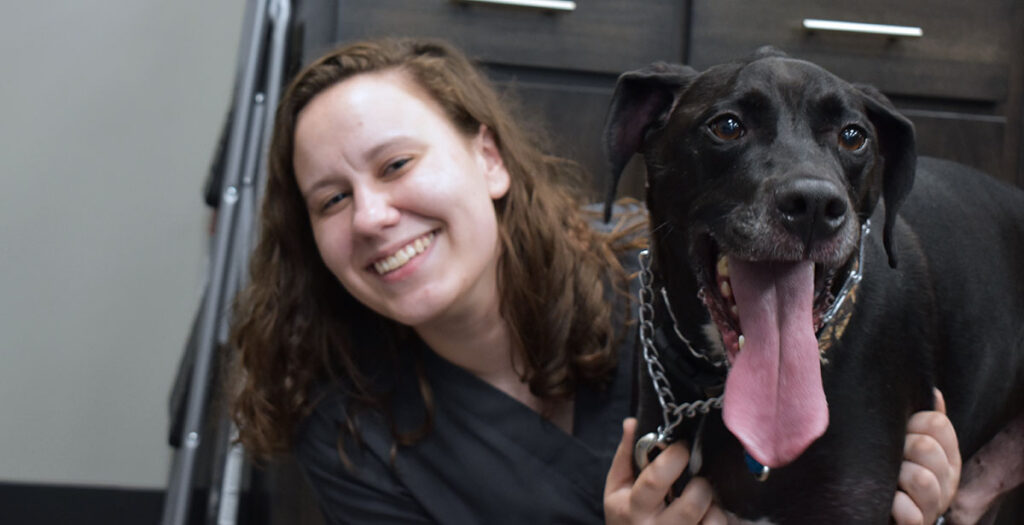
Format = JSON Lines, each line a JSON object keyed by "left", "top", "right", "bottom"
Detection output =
{"left": 292, "top": 383, "right": 437, "bottom": 522}
{"left": 295, "top": 383, "right": 383, "bottom": 461}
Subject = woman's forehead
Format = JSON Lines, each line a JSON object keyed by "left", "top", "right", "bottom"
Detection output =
{"left": 297, "top": 70, "right": 453, "bottom": 140}
{"left": 292, "top": 70, "right": 468, "bottom": 181}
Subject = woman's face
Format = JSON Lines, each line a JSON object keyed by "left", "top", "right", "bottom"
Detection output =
{"left": 293, "top": 70, "right": 510, "bottom": 330}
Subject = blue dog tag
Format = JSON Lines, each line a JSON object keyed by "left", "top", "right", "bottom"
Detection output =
{"left": 744, "top": 452, "right": 771, "bottom": 482}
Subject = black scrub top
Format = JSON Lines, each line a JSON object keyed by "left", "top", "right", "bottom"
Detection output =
{"left": 294, "top": 215, "right": 642, "bottom": 524}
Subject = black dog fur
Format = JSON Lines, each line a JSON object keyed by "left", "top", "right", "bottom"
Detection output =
{"left": 604, "top": 48, "right": 1024, "bottom": 523}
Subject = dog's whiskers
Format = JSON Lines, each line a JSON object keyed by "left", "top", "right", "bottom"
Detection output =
{"left": 649, "top": 219, "right": 674, "bottom": 236}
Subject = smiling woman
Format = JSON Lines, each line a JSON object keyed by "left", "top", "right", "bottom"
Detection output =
{"left": 228, "top": 37, "right": 647, "bottom": 522}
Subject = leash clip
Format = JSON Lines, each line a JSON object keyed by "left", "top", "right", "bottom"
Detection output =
{"left": 634, "top": 431, "right": 669, "bottom": 470}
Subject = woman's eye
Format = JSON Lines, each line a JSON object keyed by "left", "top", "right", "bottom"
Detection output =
{"left": 384, "top": 157, "right": 411, "bottom": 175}
{"left": 321, "top": 192, "right": 349, "bottom": 212}
{"left": 839, "top": 126, "right": 867, "bottom": 151}
{"left": 708, "top": 115, "right": 744, "bottom": 140}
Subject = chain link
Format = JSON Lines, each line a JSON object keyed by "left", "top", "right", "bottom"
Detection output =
{"left": 819, "top": 219, "right": 870, "bottom": 327}
{"left": 638, "top": 249, "right": 724, "bottom": 440}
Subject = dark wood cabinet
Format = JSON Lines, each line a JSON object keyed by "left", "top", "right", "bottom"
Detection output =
{"left": 325, "top": 0, "right": 684, "bottom": 75}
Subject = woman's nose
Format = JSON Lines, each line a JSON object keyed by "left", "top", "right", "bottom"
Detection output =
{"left": 351, "top": 185, "right": 400, "bottom": 234}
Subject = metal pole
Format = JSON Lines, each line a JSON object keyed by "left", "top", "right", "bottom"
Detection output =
{"left": 215, "top": 2, "right": 292, "bottom": 519}
{"left": 160, "top": 1, "right": 272, "bottom": 523}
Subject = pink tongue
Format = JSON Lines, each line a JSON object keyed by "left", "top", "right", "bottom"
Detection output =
{"left": 722, "top": 258, "right": 828, "bottom": 468}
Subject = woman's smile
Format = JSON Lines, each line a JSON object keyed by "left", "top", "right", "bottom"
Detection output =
{"left": 371, "top": 230, "right": 437, "bottom": 276}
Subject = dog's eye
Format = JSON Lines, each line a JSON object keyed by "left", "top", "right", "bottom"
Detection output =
{"left": 709, "top": 115, "right": 745, "bottom": 141}
{"left": 839, "top": 126, "right": 867, "bottom": 151}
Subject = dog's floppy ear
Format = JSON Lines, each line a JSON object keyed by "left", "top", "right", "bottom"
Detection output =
{"left": 856, "top": 83, "right": 916, "bottom": 268}
{"left": 603, "top": 62, "right": 698, "bottom": 221}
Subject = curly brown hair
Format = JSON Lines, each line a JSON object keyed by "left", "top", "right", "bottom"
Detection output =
{"left": 230, "top": 37, "right": 641, "bottom": 458}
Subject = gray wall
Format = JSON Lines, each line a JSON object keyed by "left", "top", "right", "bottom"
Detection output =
{"left": 0, "top": 0, "right": 245, "bottom": 489}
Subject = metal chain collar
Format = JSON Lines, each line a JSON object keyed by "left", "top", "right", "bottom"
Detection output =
{"left": 635, "top": 219, "right": 871, "bottom": 446}
{"left": 637, "top": 249, "right": 724, "bottom": 443}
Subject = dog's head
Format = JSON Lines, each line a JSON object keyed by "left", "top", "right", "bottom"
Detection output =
{"left": 605, "top": 48, "right": 916, "bottom": 468}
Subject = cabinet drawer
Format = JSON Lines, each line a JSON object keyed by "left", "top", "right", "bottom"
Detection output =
{"left": 904, "top": 110, "right": 1007, "bottom": 183}
{"left": 689, "top": 0, "right": 1013, "bottom": 102}
{"left": 328, "top": 0, "right": 684, "bottom": 74}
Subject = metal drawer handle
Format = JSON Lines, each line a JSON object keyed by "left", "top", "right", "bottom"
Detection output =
{"left": 803, "top": 18, "right": 923, "bottom": 38}
{"left": 454, "top": 0, "right": 576, "bottom": 12}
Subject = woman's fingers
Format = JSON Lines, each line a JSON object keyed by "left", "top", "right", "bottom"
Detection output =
{"left": 604, "top": 418, "right": 719, "bottom": 525}
{"left": 904, "top": 431, "right": 957, "bottom": 505}
{"left": 700, "top": 503, "right": 729, "bottom": 525}
{"left": 906, "top": 391, "right": 962, "bottom": 500}
{"left": 606, "top": 418, "right": 639, "bottom": 496}
{"left": 630, "top": 440, "right": 691, "bottom": 514}
{"left": 657, "top": 475, "right": 713, "bottom": 525}
{"left": 892, "top": 489, "right": 926, "bottom": 525}
{"left": 907, "top": 389, "right": 962, "bottom": 474}
{"left": 932, "top": 388, "right": 946, "bottom": 414}
{"left": 893, "top": 388, "right": 962, "bottom": 524}
{"left": 897, "top": 460, "right": 942, "bottom": 523}
{"left": 604, "top": 418, "right": 638, "bottom": 524}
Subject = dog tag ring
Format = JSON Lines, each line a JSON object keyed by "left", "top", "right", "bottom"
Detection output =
{"left": 634, "top": 432, "right": 668, "bottom": 470}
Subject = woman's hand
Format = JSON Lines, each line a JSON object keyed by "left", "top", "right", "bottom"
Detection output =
{"left": 605, "top": 418, "right": 727, "bottom": 524}
{"left": 892, "top": 389, "right": 962, "bottom": 525}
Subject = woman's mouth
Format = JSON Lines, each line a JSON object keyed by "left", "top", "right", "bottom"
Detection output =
{"left": 372, "top": 231, "right": 436, "bottom": 275}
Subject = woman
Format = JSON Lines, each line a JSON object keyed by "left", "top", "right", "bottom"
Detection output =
{"left": 230, "top": 38, "right": 960, "bottom": 524}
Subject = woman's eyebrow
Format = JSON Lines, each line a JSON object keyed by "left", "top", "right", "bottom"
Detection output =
{"left": 300, "top": 177, "right": 338, "bottom": 200}
{"left": 364, "top": 135, "right": 420, "bottom": 162}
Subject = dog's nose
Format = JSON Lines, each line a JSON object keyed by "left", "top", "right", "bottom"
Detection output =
{"left": 775, "top": 179, "right": 848, "bottom": 243}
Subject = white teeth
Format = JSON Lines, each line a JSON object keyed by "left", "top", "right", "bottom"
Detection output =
{"left": 373, "top": 232, "right": 435, "bottom": 275}
{"left": 717, "top": 256, "right": 729, "bottom": 277}
{"left": 738, "top": 334, "right": 746, "bottom": 350}
{"left": 731, "top": 304, "right": 739, "bottom": 317}
{"left": 720, "top": 280, "right": 732, "bottom": 298}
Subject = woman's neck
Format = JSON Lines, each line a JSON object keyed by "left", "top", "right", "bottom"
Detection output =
{"left": 412, "top": 272, "right": 574, "bottom": 434}
{"left": 415, "top": 295, "right": 518, "bottom": 387}
{"left": 416, "top": 305, "right": 574, "bottom": 434}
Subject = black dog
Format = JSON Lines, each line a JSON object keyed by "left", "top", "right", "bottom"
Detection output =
{"left": 604, "top": 48, "right": 1024, "bottom": 523}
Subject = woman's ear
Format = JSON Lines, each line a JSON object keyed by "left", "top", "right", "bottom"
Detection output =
{"left": 475, "top": 125, "right": 511, "bottom": 199}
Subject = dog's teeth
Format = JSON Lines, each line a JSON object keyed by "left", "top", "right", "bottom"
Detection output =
{"left": 720, "top": 280, "right": 732, "bottom": 298}
{"left": 717, "top": 257, "right": 729, "bottom": 277}
{"left": 731, "top": 305, "right": 739, "bottom": 317}
{"left": 738, "top": 334, "right": 746, "bottom": 350}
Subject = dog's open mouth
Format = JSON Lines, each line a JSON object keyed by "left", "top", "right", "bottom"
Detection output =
{"left": 697, "top": 242, "right": 838, "bottom": 364}
{"left": 691, "top": 234, "right": 843, "bottom": 469}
